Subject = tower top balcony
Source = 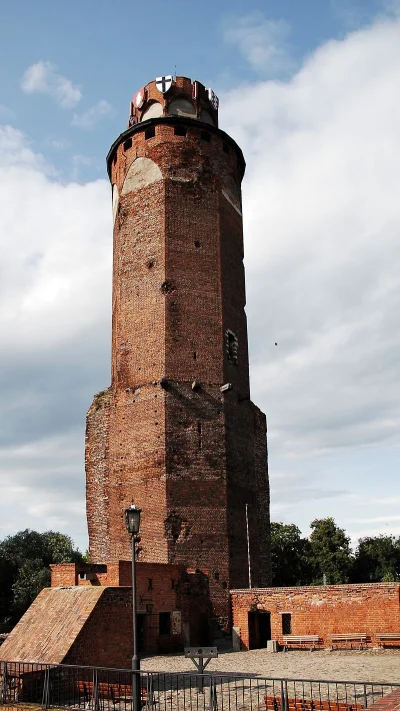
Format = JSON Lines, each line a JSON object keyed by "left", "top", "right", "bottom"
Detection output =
{"left": 127, "top": 75, "right": 219, "bottom": 129}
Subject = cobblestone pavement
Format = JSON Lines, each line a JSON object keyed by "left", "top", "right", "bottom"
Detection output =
{"left": 141, "top": 649, "right": 400, "bottom": 683}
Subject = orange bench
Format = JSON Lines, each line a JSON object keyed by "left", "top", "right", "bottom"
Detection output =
{"left": 265, "top": 695, "right": 364, "bottom": 711}
{"left": 282, "top": 635, "right": 321, "bottom": 651}
{"left": 76, "top": 681, "right": 148, "bottom": 707}
{"left": 376, "top": 633, "right": 400, "bottom": 648}
{"left": 329, "top": 634, "right": 368, "bottom": 650}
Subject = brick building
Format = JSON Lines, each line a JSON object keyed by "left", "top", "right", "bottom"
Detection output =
{"left": 231, "top": 583, "right": 400, "bottom": 650}
{"left": 85, "top": 75, "right": 271, "bottom": 639}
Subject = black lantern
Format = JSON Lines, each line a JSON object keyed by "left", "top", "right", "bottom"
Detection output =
{"left": 125, "top": 503, "right": 142, "bottom": 536}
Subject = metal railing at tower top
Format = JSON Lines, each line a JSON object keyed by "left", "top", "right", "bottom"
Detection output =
{"left": 1, "top": 660, "right": 400, "bottom": 711}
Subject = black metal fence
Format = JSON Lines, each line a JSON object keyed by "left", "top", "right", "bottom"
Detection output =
{"left": 1, "top": 661, "right": 400, "bottom": 711}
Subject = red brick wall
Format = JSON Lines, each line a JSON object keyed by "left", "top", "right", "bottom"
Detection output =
{"left": 231, "top": 583, "right": 400, "bottom": 649}
{"left": 50, "top": 561, "right": 210, "bottom": 647}
{"left": 64, "top": 587, "right": 184, "bottom": 666}
{"left": 51, "top": 561, "right": 180, "bottom": 608}
{"left": 85, "top": 76, "right": 270, "bottom": 638}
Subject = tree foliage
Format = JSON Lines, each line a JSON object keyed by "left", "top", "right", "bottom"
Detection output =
{"left": 270, "top": 522, "right": 313, "bottom": 586}
{"left": 270, "top": 517, "right": 400, "bottom": 587}
{"left": 0, "top": 529, "right": 84, "bottom": 627}
{"left": 351, "top": 535, "right": 400, "bottom": 583}
{"left": 309, "top": 517, "right": 353, "bottom": 584}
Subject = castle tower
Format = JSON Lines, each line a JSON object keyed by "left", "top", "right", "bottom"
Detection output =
{"left": 86, "top": 76, "right": 270, "bottom": 633}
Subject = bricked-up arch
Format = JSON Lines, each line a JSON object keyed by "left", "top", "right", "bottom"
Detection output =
{"left": 121, "top": 156, "right": 162, "bottom": 194}
{"left": 168, "top": 97, "right": 197, "bottom": 117}
{"left": 141, "top": 100, "right": 163, "bottom": 121}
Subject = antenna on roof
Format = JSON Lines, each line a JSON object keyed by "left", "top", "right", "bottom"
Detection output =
{"left": 173, "top": 65, "right": 177, "bottom": 82}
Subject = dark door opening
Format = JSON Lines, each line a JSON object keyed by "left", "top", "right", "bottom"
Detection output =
{"left": 137, "top": 613, "right": 146, "bottom": 653}
{"left": 248, "top": 610, "right": 271, "bottom": 649}
{"left": 259, "top": 611, "right": 271, "bottom": 647}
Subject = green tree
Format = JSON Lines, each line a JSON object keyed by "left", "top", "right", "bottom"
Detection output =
{"left": 351, "top": 535, "right": 400, "bottom": 583}
{"left": 309, "top": 517, "right": 353, "bottom": 584}
{"left": 270, "top": 522, "right": 313, "bottom": 586}
{"left": 0, "top": 529, "right": 84, "bottom": 627}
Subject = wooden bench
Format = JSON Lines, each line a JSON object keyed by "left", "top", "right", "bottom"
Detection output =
{"left": 265, "top": 695, "right": 364, "bottom": 711}
{"left": 329, "top": 633, "right": 368, "bottom": 650}
{"left": 282, "top": 635, "right": 320, "bottom": 651}
{"left": 376, "top": 633, "right": 400, "bottom": 648}
{"left": 76, "top": 681, "right": 149, "bottom": 708}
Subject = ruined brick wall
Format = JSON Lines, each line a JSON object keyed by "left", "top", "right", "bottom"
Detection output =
{"left": 64, "top": 587, "right": 184, "bottom": 667}
{"left": 51, "top": 561, "right": 180, "bottom": 605}
{"left": 86, "top": 76, "right": 270, "bottom": 636}
{"left": 51, "top": 561, "right": 211, "bottom": 648}
{"left": 231, "top": 583, "right": 400, "bottom": 649}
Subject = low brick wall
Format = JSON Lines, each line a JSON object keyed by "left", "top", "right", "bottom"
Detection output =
{"left": 231, "top": 583, "right": 400, "bottom": 650}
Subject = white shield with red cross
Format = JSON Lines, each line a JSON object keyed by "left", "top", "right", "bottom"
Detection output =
{"left": 134, "top": 87, "right": 147, "bottom": 109}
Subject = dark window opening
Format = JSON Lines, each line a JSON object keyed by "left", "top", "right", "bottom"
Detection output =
{"left": 223, "top": 143, "right": 230, "bottom": 154}
{"left": 197, "top": 421, "right": 202, "bottom": 450}
{"left": 225, "top": 329, "right": 238, "bottom": 365}
{"left": 201, "top": 131, "right": 210, "bottom": 142}
{"left": 145, "top": 126, "right": 155, "bottom": 140}
{"left": 282, "top": 613, "right": 292, "bottom": 635}
{"left": 194, "top": 240, "right": 200, "bottom": 248}
{"left": 174, "top": 125, "right": 187, "bottom": 137}
{"left": 123, "top": 138, "right": 132, "bottom": 151}
{"left": 193, "top": 351, "right": 196, "bottom": 360}
{"left": 171, "top": 579, "right": 176, "bottom": 590}
{"left": 148, "top": 578, "right": 153, "bottom": 591}
{"left": 159, "top": 612, "right": 171, "bottom": 635}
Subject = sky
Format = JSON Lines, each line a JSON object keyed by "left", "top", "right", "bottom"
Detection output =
{"left": 1, "top": 0, "right": 400, "bottom": 553}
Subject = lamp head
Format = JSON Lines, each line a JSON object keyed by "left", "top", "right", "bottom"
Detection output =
{"left": 125, "top": 503, "right": 142, "bottom": 536}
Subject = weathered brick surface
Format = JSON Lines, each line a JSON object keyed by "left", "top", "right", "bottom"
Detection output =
{"left": 231, "top": 583, "right": 400, "bottom": 650}
{"left": 0, "top": 587, "right": 104, "bottom": 663}
{"left": 86, "top": 76, "right": 270, "bottom": 637}
{"left": 49, "top": 561, "right": 211, "bottom": 652}
{"left": 0, "top": 579, "right": 197, "bottom": 666}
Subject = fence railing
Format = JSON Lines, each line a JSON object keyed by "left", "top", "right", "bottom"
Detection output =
{"left": 1, "top": 661, "right": 400, "bottom": 711}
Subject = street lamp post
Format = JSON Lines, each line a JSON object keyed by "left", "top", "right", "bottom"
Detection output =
{"left": 125, "top": 503, "right": 142, "bottom": 711}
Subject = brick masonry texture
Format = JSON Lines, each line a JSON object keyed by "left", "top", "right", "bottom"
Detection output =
{"left": 0, "top": 587, "right": 104, "bottom": 664}
{"left": 85, "top": 77, "right": 270, "bottom": 636}
{"left": 50, "top": 561, "right": 211, "bottom": 651}
{"left": 231, "top": 583, "right": 400, "bottom": 650}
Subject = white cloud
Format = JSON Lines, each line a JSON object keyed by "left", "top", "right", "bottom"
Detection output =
{"left": 2, "top": 13, "right": 400, "bottom": 549}
{"left": 71, "top": 100, "right": 112, "bottom": 129}
{"left": 0, "top": 126, "right": 111, "bottom": 549}
{"left": 21, "top": 60, "right": 81, "bottom": 109}
{"left": 220, "top": 15, "right": 400, "bottom": 537}
{"left": 224, "top": 13, "right": 293, "bottom": 75}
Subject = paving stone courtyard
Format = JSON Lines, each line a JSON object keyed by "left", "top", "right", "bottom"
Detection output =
{"left": 141, "top": 649, "right": 400, "bottom": 683}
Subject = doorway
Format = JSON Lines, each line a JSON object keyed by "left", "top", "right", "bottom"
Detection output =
{"left": 248, "top": 610, "right": 271, "bottom": 649}
{"left": 137, "top": 613, "right": 146, "bottom": 653}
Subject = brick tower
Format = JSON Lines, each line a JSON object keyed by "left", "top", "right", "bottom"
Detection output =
{"left": 86, "top": 76, "right": 270, "bottom": 635}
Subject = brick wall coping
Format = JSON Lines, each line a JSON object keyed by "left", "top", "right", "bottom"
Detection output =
{"left": 50, "top": 561, "right": 182, "bottom": 570}
{"left": 230, "top": 582, "right": 400, "bottom": 594}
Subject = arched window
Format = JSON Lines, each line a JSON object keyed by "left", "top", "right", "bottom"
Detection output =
{"left": 168, "top": 98, "right": 196, "bottom": 118}
{"left": 141, "top": 101, "right": 163, "bottom": 121}
{"left": 199, "top": 109, "right": 215, "bottom": 126}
